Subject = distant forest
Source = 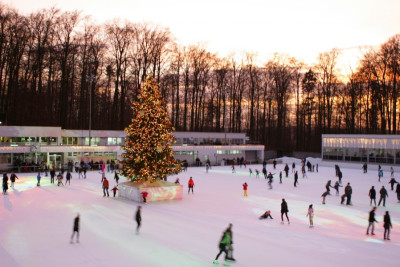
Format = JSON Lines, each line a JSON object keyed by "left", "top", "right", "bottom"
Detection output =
{"left": 0, "top": 3, "right": 400, "bottom": 152}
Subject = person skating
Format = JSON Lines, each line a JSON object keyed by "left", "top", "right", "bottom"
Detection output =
{"left": 259, "top": 210, "right": 273, "bottom": 220}
{"left": 10, "top": 172, "right": 18, "bottom": 189}
{"left": 396, "top": 183, "right": 400, "bottom": 202}
{"left": 378, "top": 186, "right": 388, "bottom": 207}
{"left": 292, "top": 162, "right": 295, "bottom": 173}
{"left": 262, "top": 168, "right": 267, "bottom": 179}
{"left": 174, "top": 178, "right": 180, "bottom": 184}
{"left": 141, "top": 191, "right": 148, "bottom": 202}
{"left": 366, "top": 207, "right": 377, "bottom": 235}
{"left": 325, "top": 180, "right": 333, "bottom": 194}
{"left": 383, "top": 211, "right": 392, "bottom": 240}
{"left": 321, "top": 191, "right": 329, "bottom": 204}
{"left": 337, "top": 170, "right": 343, "bottom": 184}
{"left": 369, "top": 186, "right": 377, "bottom": 206}
{"left": 135, "top": 206, "right": 142, "bottom": 234}
{"left": 231, "top": 164, "right": 236, "bottom": 173}
{"left": 249, "top": 168, "right": 253, "bottom": 176}
{"left": 242, "top": 182, "right": 248, "bottom": 196}
{"left": 188, "top": 177, "right": 195, "bottom": 194}
{"left": 390, "top": 167, "right": 394, "bottom": 178}
{"left": 292, "top": 171, "right": 298, "bottom": 187}
{"left": 114, "top": 172, "right": 120, "bottom": 184}
{"left": 102, "top": 177, "right": 109, "bottom": 197}
{"left": 273, "top": 159, "right": 277, "bottom": 169}
{"left": 111, "top": 186, "right": 118, "bottom": 197}
{"left": 378, "top": 169, "right": 384, "bottom": 182}
{"left": 50, "top": 168, "right": 56, "bottom": 184}
{"left": 70, "top": 213, "right": 80, "bottom": 243}
{"left": 2, "top": 172, "right": 9, "bottom": 195}
{"left": 363, "top": 162, "right": 368, "bottom": 173}
{"left": 255, "top": 169, "right": 260, "bottom": 178}
{"left": 333, "top": 181, "right": 342, "bottom": 196}
{"left": 65, "top": 171, "right": 72, "bottom": 185}
{"left": 36, "top": 172, "right": 41, "bottom": 186}
{"left": 57, "top": 172, "right": 64, "bottom": 186}
{"left": 388, "top": 177, "right": 398, "bottom": 191}
{"left": 267, "top": 172, "right": 274, "bottom": 189}
{"left": 284, "top": 164, "right": 289, "bottom": 178}
{"left": 344, "top": 183, "right": 352, "bottom": 205}
{"left": 306, "top": 204, "right": 314, "bottom": 227}
{"left": 281, "top": 199, "right": 290, "bottom": 224}
{"left": 213, "top": 223, "right": 234, "bottom": 265}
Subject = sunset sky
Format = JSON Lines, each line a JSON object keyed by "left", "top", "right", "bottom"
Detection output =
{"left": 5, "top": 0, "right": 400, "bottom": 73}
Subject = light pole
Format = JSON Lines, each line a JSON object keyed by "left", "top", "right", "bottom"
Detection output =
{"left": 223, "top": 87, "right": 229, "bottom": 145}
{"left": 86, "top": 74, "right": 96, "bottom": 146}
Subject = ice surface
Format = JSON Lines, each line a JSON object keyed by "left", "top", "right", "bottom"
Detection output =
{"left": 0, "top": 159, "right": 399, "bottom": 267}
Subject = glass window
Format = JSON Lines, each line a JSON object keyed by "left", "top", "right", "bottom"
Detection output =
{"left": 0, "top": 153, "right": 12, "bottom": 164}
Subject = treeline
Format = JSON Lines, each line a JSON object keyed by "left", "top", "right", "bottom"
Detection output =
{"left": 0, "top": 3, "right": 399, "bottom": 152}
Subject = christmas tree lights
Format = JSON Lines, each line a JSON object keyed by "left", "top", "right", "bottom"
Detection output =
{"left": 121, "top": 76, "right": 181, "bottom": 182}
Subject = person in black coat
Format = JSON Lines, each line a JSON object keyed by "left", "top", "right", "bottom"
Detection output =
{"left": 325, "top": 180, "right": 333, "bottom": 194}
{"left": 333, "top": 181, "right": 342, "bottom": 195}
{"left": 369, "top": 186, "right": 376, "bottom": 206}
{"left": 50, "top": 168, "right": 56, "bottom": 184}
{"left": 280, "top": 199, "right": 290, "bottom": 224}
{"left": 383, "top": 211, "right": 392, "bottom": 240}
{"left": 293, "top": 171, "right": 299, "bottom": 187}
{"left": 366, "top": 207, "right": 377, "bottom": 235}
{"left": 378, "top": 186, "right": 388, "bottom": 207}
{"left": 10, "top": 172, "right": 18, "bottom": 189}
{"left": 2, "top": 173, "right": 9, "bottom": 195}
{"left": 284, "top": 164, "right": 289, "bottom": 177}
{"left": 135, "top": 206, "right": 142, "bottom": 234}
{"left": 396, "top": 183, "right": 400, "bottom": 202}
{"left": 70, "top": 213, "right": 80, "bottom": 243}
{"left": 388, "top": 178, "right": 398, "bottom": 191}
{"left": 344, "top": 183, "right": 352, "bottom": 205}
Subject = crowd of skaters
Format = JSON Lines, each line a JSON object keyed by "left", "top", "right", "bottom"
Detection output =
{"left": 3, "top": 157, "right": 399, "bottom": 266}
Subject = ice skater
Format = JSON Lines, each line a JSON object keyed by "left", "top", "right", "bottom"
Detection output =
{"left": 188, "top": 177, "right": 195, "bottom": 194}
{"left": 57, "top": 172, "right": 64, "bottom": 186}
{"left": 259, "top": 210, "right": 273, "bottom": 220}
{"left": 396, "top": 183, "right": 400, "bottom": 202}
{"left": 306, "top": 204, "right": 314, "bottom": 227}
{"left": 65, "top": 171, "right": 72, "bottom": 185}
{"left": 366, "top": 207, "right": 377, "bottom": 236}
{"left": 333, "top": 181, "right": 342, "bottom": 195}
{"left": 344, "top": 183, "right": 352, "bottom": 205}
{"left": 390, "top": 167, "right": 394, "bottom": 178}
{"left": 325, "top": 180, "right": 333, "bottom": 194}
{"left": 279, "top": 171, "right": 282, "bottom": 184}
{"left": 102, "top": 177, "right": 109, "bottom": 197}
{"left": 10, "top": 172, "right": 18, "bottom": 189}
{"left": 293, "top": 171, "right": 299, "bottom": 187}
{"left": 114, "top": 171, "right": 120, "bottom": 184}
{"left": 141, "top": 191, "right": 148, "bottom": 202}
{"left": 378, "top": 169, "right": 384, "bottom": 182}
{"left": 255, "top": 169, "right": 260, "bottom": 178}
{"left": 174, "top": 178, "right": 180, "bottom": 184}
{"left": 383, "top": 211, "right": 392, "bottom": 240}
{"left": 249, "top": 168, "right": 253, "bottom": 176}
{"left": 70, "top": 213, "right": 80, "bottom": 243}
{"left": 213, "top": 223, "right": 234, "bottom": 265}
{"left": 135, "top": 206, "right": 142, "bottom": 234}
{"left": 2, "top": 172, "right": 9, "bottom": 195}
{"left": 111, "top": 185, "right": 118, "bottom": 197}
{"left": 37, "top": 172, "right": 41, "bottom": 186}
{"left": 281, "top": 199, "right": 290, "bottom": 224}
{"left": 369, "top": 186, "right": 376, "bottom": 206}
{"left": 242, "top": 182, "right": 248, "bottom": 196}
{"left": 284, "top": 164, "right": 289, "bottom": 177}
{"left": 321, "top": 191, "right": 329, "bottom": 204}
{"left": 231, "top": 164, "right": 236, "bottom": 173}
{"left": 378, "top": 186, "right": 388, "bottom": 207}
{"left": 267, "top": 172, "right": 274, "bottom": 189}
{"left": 388, "top": 177, "right": 398, "bottom": 191}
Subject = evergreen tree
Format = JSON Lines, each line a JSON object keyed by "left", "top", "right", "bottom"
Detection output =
{"left": 121, "top": 77, "right": 181, "bottom": 182}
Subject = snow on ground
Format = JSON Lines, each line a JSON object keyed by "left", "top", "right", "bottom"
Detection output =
{"left": 1, "top": 159, "right": 399, "bottom": 267}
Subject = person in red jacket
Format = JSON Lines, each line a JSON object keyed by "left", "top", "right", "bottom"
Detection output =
{"left": 111, "top": 185, "right": 118, "bottom": 197}
{"left": 188, "top": 177, "right": 195, "bottom": 194}
{"left": 141, "top": 191, "right": 148, "bottom": 202}
{"left": 243, "top": 182, "right": 248, "bottom": 196}
{"left": 102, "top": 177, "right": 109, "bottom": 197}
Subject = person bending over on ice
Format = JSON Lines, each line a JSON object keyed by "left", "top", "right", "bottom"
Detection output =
{"left": 111, "top": 186, "right": 118, "bottom": 197}
{"left": 213, "top": 223, "right": 234, "bottom": 265}
{"left": 259, "top": 210, "right": 273, "bottom": 220}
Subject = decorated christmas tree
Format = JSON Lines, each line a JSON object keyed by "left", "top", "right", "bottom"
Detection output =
{"left": 121, "top": 76, "right": 181, "bottom": 182}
